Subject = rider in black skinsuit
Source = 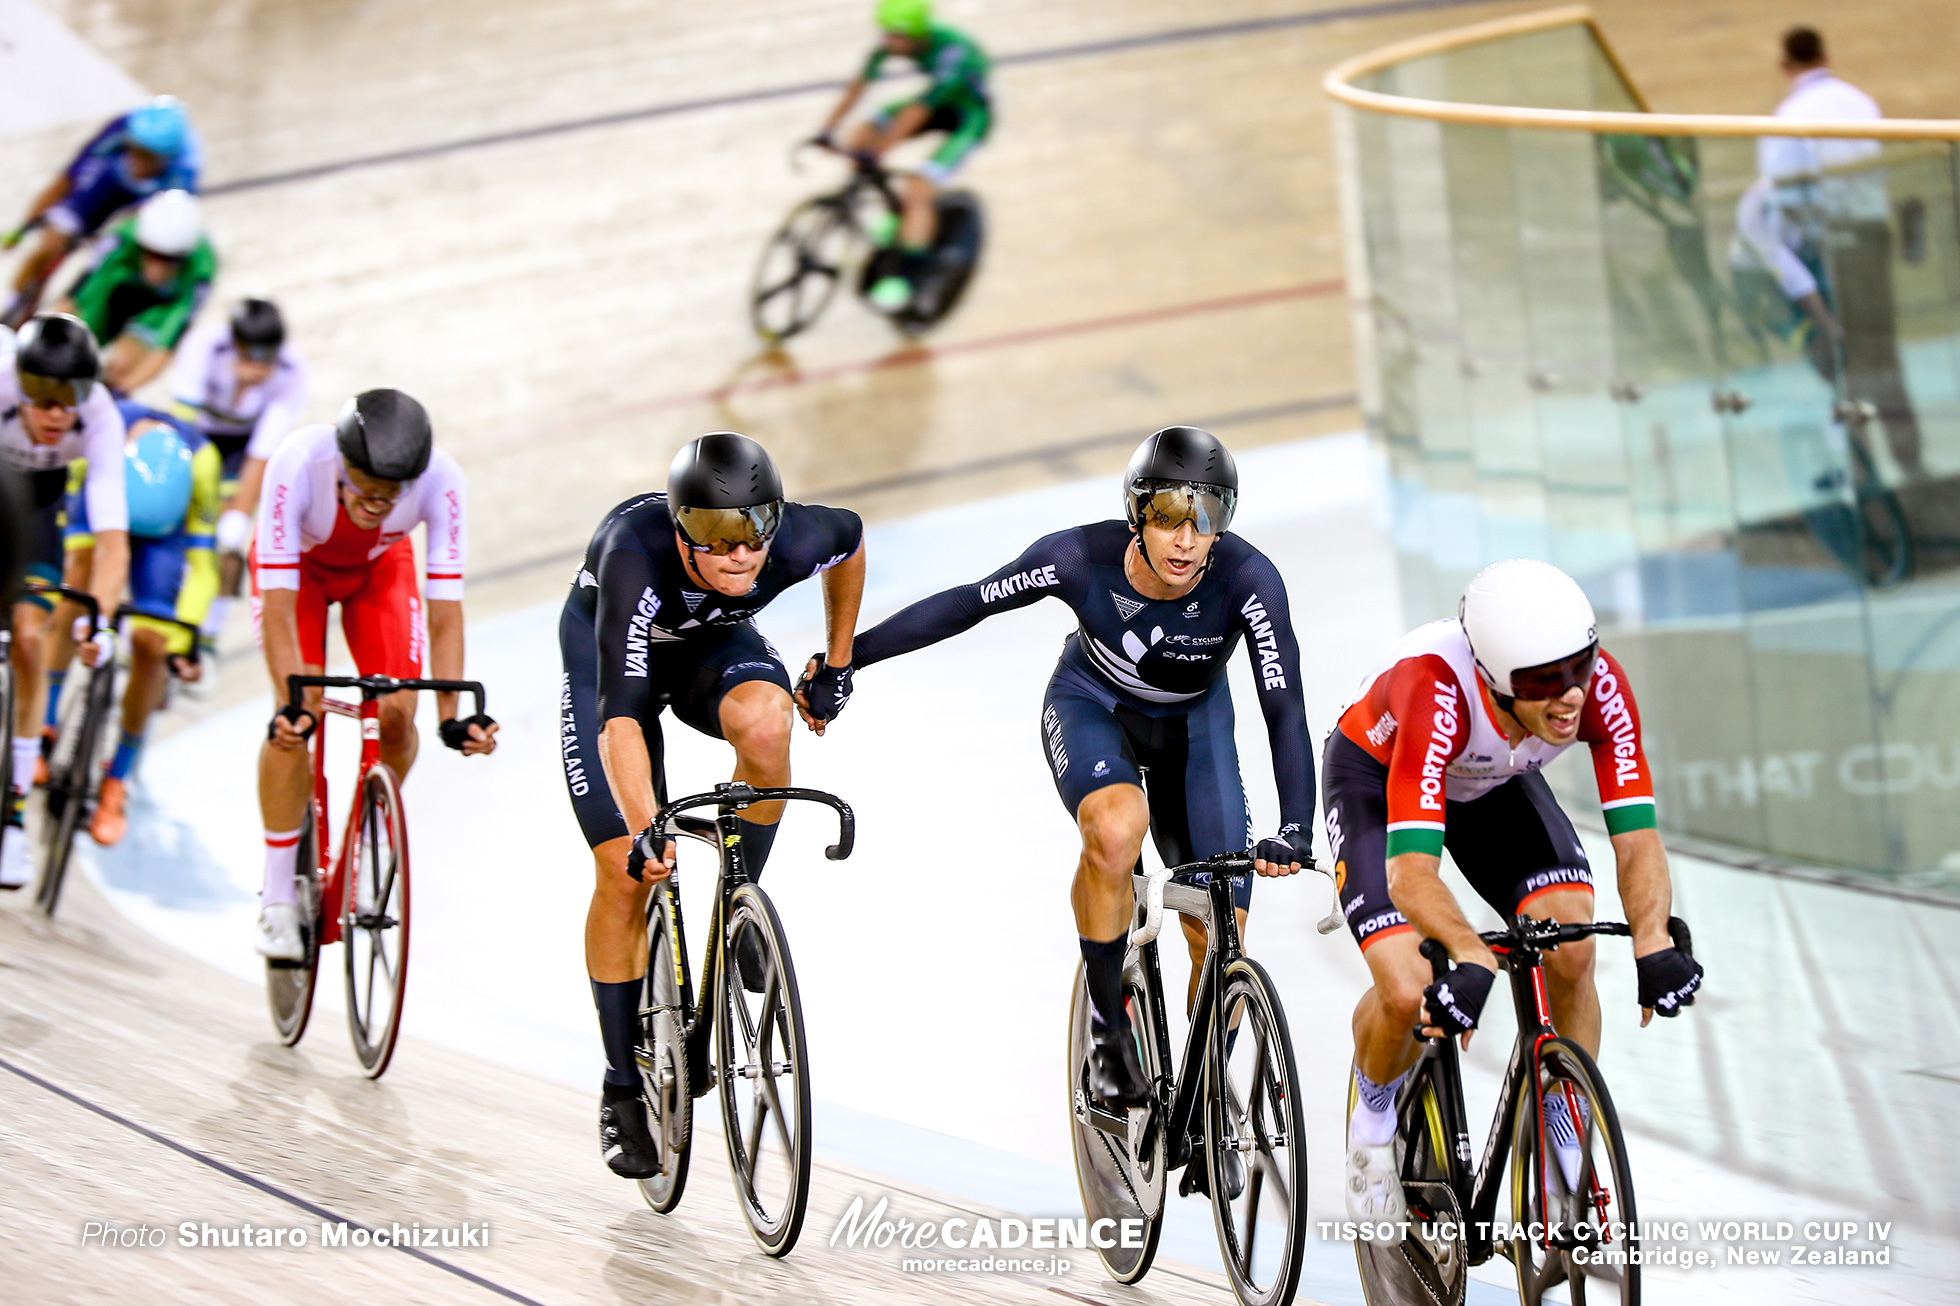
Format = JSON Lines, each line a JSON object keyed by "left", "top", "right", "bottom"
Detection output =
{"left": 849, "top": 426, "right": 1314, "bottom": 1109}
{"left": 559, "top": 432, "right": 864, "bottom": 1181}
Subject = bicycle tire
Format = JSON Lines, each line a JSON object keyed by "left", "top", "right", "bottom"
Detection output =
{"left": 715, "top": 882, "right": 812, "bottom": 1256}
{"left": 1208, "top": 957, "right": 1309, "bottom": 1306}
{"left": 1510, "top": 1036, "right": 1639, "bottom": 1306}
{"left": 344, "top": 765, "right": 410, "bottom": 1077}
{"left": 750, "top": 195, "right": 860, "bottom": 342}
{"left": 0, "top": 655, "right": 15, "bottom": 880}
{"left": 1352, "top": 1067, "right": 1467, "bottom": 1306}
{"left": 637, "top": 880, "right": 694, "bottom": 1214}
{"left": 1067, "top": 957, "right": 1166, "bottom": 1285}
{"left": 266, "top": 812, "right": 321, "bottom": 1045}
{"left": 37, "top": 658, "right": 113, "bottom": 916}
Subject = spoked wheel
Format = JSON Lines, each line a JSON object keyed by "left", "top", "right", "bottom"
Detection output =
{"left": 344, "top": 766, "right": 410, "bottom": 1077}
{"left": 267, "top": 814, "right": 322, "bottom": 1045}
{"left": 1511, "top": 1037, "right": 1639, "bottom": 1306}
{"left": 637, "top": 881, "right": 693, "bottom": 1213}
{"left": 1208, "top": 957, "right": 1309, "bottom": 1306}
{"left": 37, "top": 660, "right": 114, "bottom": 916}
{"left": 1067, "top": 956, "right": 1166, "bottom": 1285}
{"left": 750, "top": 196, "right": 861, "bottom": 342}
{"left": 715, "top": 883, "right": 811, "bottom": 1256}
{"left": 1354, "top": 1070, "right": 1467, "bottom": 1306}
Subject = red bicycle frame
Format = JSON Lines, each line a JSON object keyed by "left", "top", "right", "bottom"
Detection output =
{"left": 304, "top": 690, "right": 389, "bottom": 951}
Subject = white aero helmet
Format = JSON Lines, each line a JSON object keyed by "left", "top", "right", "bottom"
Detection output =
{"left": 1458, "top": 559, "right": 1599, "bottom": 700}
{"left": 134, "top": 189, "right": 201, "bottom": 257}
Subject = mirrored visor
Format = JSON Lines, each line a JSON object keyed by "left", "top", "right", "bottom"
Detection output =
{"left": 235, "top": 339, "right": 280, "bottom": 363}
{"left": 673, "top": 501, "right": 782, "bottom": 555}
{"left": 1507, "top": 642, "right": 1599, "bottom": 701}
{"left": 18, "top": 371, "right": 93, "bottom": 409}
{"left": 1133, "top": 481, "right": 1236, "bottom": 536}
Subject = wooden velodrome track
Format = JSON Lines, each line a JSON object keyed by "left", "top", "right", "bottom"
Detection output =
{"left": 5, "top": 1, "right": 1960, "bottom": 1302}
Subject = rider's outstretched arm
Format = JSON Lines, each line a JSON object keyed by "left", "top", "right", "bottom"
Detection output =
{"left": 820, "top": 540, "right": 865, "bottom": 668}
{"left": 819, "top": 77, "right": 871, "bottom": 139}
{"left": 851, "top": 527, "right": 1086, "bottom": 669}
{"left": 1226, "top": 553, "right": 1316, "bottom": 845}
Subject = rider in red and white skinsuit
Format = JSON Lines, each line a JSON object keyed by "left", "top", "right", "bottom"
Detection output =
{"left": 250, "top": 390, "right": 495, "bottom": 959}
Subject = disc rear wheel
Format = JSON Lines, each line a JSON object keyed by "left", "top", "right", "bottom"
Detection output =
{"left": 1354, "top": 1069, "right": 1467, "bottom": 1306}
{"left": 344, "top": 767, "right": 410, "bottom": 1077}
{"left": 1067, "top": 955, "right": 1166, "bottom": 1285}
{"left": 267, "top": 813, "right": 321, "bottom": 1045}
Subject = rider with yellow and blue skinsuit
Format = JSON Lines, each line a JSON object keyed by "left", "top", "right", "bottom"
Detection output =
{"left": 52, "top": 400, "right": 219, "bottom": 845}
{"left": 814, "top": 0, "right": 991, "bottom": 312}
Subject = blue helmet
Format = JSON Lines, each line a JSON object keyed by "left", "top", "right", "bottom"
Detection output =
{"left": 125, "top": 422, "right": 195, "bottom": 537}
{"left": 125, "top": 96, "right": 189, "bottom": 159}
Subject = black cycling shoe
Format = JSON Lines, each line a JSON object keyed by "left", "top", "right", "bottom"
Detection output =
{"left": 1089, "top": 1020, "right": 1152, "bottom": 1107}
{"left": 1184, "top": 1147, "right": 1247, "bottom": 1201}
{"left": 599, "top": 1080, "right": 661, "bottom": 1179}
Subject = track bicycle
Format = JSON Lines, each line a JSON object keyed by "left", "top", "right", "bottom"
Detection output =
{"left": 749, "top": 142, "right": 983, "bottom": 342}
{"left": 632, "top": 780, "right": 854, "bottom": 1257}
{"left": 1354, "top": 915, "right": 1692, "bottom": 1306}
{"left": 1069, "top": 851, "right": 1342, "bottom": 1306}
{"left": 32, "top": 591, "right": 202, "bottom": 916}
{"left": 265, "top": 672, "right": 487, "bottom": 1079}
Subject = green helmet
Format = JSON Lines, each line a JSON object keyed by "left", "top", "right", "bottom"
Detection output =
{"left": 876, "top": 0, "right": 931, "bottom": 37}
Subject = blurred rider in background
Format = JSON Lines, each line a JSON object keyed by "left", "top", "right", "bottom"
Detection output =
{"left": 4, "top": 96, "right": 202, "bottom": 330}
{"left": 171, "top": 297, "right": 307, "bottom": 656}
{"left": 57, "top": 190, "right": 216, "bottom": 398}
{"left": 813, "top": 0, "right": 990, "bottom": 313}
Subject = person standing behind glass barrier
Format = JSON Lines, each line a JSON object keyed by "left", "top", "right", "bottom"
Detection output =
{"left": 1756, "top": 25, "right": 1925, "bottom": 482}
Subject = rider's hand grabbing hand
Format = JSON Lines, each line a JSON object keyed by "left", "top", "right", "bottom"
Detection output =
{"left": 439, "top": 714, "right": 500, "bottom": 756}
{"left": 626, "top": 826, "right": 676, "bottom": 884}
{"left": 1252, "top": 824, "right": 1309, "bottom": 877}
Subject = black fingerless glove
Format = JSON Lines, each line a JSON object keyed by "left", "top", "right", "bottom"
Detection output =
{"left": 439, "top": 713, "right": 497, "bottom": 751}
{"left": 625, "top": 825, "right": 667, "bottom": 884}
{"left": 267, "top": 703, "right": 317, "bottom": 741}
{"left": 1253, "top": 824, "right": 1310, "bottom": 869}
{"left": 1422, "top": 960, "right": 1497, "bottom": 1036}
{"left": 798, "top": 656, "right": 855, "bottom": 723}
{"left": 1635, "top": 946, "right": 1703, "bottom": 1016}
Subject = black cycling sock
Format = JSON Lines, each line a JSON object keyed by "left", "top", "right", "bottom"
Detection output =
{"left": 736, "top": 817, "right": 778, "bottom": 880}
{"left": 591, "top": 978, "right": 641, "bottom": 1089}
{"left": 1080, "top": 935, "right": 1129, "bottom": 1031}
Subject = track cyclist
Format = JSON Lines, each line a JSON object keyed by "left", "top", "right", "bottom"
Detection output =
{"left": 813, "top": 0, "right": 991, "bottom": 313}
{"left": 558, "top": 431, "right": 864, "bottom": 1181}
{"left": 252, "top": 388, "right": 498, "bottom": 959}
{"left": 170, "top": 297, "right": 308, "bottom": 653}
{"left": 847, "top": 426, "right": 1314, "bottom": 1116}
{"left": 58, "top": 190, "right": 215, "bottom": 397}
{"left": 1324, "top": 559, "right": 1705, "bottom": 1237}
{"left": 2, "top": 315, "right": 128, "bottom": 890}
{"left": 48, "top": 402, "right": 219, "bottom": 845}
{"left": 4, "top": 95, "right": 201, "bottom": 330}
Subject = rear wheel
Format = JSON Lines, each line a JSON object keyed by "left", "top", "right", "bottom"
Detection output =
{"left": 344, "top": 766, "right": 410, "bottom": 1077}
{"left": 715, "top": 883, "right": 811, "bottom": 1256}
{"left": 1511, "top": 1037, "right": 1639, "bottom": 1306}
{"left": 37, "top": 660, "right": 114, "bottom": 916}
{"left": 1067, "top": 954, "right": 1166, "bottom": 1284}
{"left": 1208, "top": 957, "right": 1309, "bottom": 1306}
{"left": 267, "top": 812, "right": 321, "bottom": 1045}
{"left": 750, "top": 196, "right": 860, "bottom": 342}
{"left": 0, "top": 655, "right": 15, "bottom": 877}
{"left": 1353, "top": 1067, "right": 1467, "bottom": 1306}
{"left": 637, "top": 881, "right": 693, "bottom": 1213}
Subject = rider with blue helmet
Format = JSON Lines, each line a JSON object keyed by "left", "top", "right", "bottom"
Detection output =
{"left": 4, "top": 96, "right": 203, "bottom": 330}
{"left": 51, "top": 399, "right": 220, "bottom": 845}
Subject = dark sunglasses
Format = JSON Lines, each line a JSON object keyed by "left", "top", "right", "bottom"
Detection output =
{"left": 1508, "top": 642, "right": 1599, "bottom": 701}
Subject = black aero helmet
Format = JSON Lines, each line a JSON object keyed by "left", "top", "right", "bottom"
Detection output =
{"left": 335, "top": 389, "right": 432, "bottom": 482}
{"left": 14, "top": 313, "right": 102, "bottom": 408}
{"left": 229, "top": 297, "right": 285, "bottom": 360}
{"left": 1124, "top": 425, "right": 1239, "bottom": 535}
{"left": 667, "top": 432, "right": 785, "bottom": 554}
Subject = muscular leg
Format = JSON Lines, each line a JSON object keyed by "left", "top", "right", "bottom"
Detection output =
{"left": 257, "top": 661, "right": 322, "bottom": 835}
{"left": 1072, "top": 783, "right": 1149, "bottom": 942}
{"left": 719, "top": 680, "right": 792, "bottom": 871}
{"left": 899, "top": 173, "right": 940, "bottom": 250}
{"left": 1351, "top": 930, "right": 1433, "bottom": 1088}
{"left": 378, "top": 688, "right": 419, "bottom": 779}
{"left": 1179, "top": 908, "right": 1250, "bottom": 1014}
{"left": 1531, "top": 887, "right": 1600, "bottom": 1055}
{"left": 8, "top": 601, "right": 48, "bottom": 744}
{"left": 119, "top": 626, "right": 170, "bottom": 735}
{"left": 585, "top": 835, "right": 653, "bottom": 984}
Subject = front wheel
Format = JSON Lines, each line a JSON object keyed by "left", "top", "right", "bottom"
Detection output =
{"left": 37, "top": 659, "right": 114, "bottom": 916}
{"left": 267, "top": 813, "right": 322, "bottom": 1045}
{"left": 1511, "top": 1036, "right": 1639, "bottom": 1306}
{"left": 1067, "top": 955, "right": 1166, "bottom": 1285}
{"left": 715, "top": 883, "right": 812, "bottom": 1256}
{"left": 637, "top": 881, "right": 694, "bottom": 1213}
{"left": 344, "top": 766, "right": 410, "bottom": 1078}
{"left": 750, "top": 196, "right": 860, "bottom": 342}
{"left": 1208, "top": 957, "right": 1309, "bottom": 1306}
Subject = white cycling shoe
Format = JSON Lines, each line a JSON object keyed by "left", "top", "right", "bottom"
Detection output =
{"left": 254, "top": 903, "right": 304, "bottom": 960}
{"left": 0, "top": 827, "right": 31, "bottom": 890}
{"left": 1345, "top": 1137, "right": 1407, "bottom": 1241}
